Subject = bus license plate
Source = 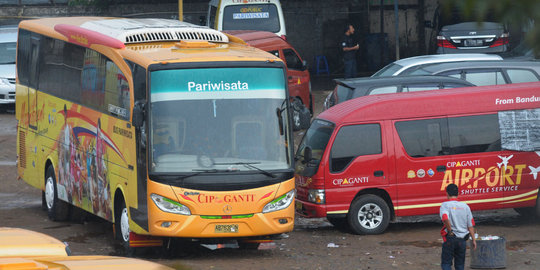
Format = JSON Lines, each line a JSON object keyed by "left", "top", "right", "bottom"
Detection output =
{"left": 215, "top": 224, "right": 239, "bottom": 233}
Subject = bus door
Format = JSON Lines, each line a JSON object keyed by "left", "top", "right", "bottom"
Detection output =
{"left": 21, "top": 34, "right": 41, "bottom": 188}
{"left": 393, "top": 118, "right": 451, "bottom": 216}
{"left": 325, "top": 122, "right": 389, "bottom": 213}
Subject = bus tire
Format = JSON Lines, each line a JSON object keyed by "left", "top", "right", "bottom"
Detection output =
{"left": 45, "top": 166, "right": 70, "bottom": 221}
{"left": 115, "top": 200, "right": 135, "bottom": 256}
{"left": 348, "top": 195, "right": 390, "bottom": 235}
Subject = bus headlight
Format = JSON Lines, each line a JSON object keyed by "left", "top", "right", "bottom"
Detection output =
{"left": 262, "top": 190, "right": 295, "bottom": 213}
{"left": 308, "top": 189, "right": 325, "bottom": 204}
{"left": 151, "top": 194, "right": 191, "bottom": 215}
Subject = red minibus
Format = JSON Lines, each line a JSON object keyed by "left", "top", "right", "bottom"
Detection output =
{"left": 295, "top": 82, "right": 540, "bottom": 234}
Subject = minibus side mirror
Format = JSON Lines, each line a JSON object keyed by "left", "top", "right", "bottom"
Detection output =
{"left": 132, "top": 100, "right": 146, "bottom": 128}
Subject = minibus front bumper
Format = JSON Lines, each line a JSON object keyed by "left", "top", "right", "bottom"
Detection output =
{"left": 295, "top": 199, "right": 326, "bottom": 218}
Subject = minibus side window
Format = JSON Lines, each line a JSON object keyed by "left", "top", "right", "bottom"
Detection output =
{"left": 330, "top": 124, "right": 381, "bottom": 172}
{"left": 396, "top": 118, "right": 449, "bottom": 158}
{"left": 448, "top": 114, "right": 501, "bottom": 154}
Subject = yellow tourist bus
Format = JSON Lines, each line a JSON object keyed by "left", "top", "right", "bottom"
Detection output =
{"left": 15, "top": 17, "right": 295, "bottom": 252}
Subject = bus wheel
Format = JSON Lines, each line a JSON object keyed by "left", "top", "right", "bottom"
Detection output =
{"left": 45, "top": 166, "right": 70, "bottom": 221}
{"left": 348, "top": 195, "right": 390, "bottom": 235}
{"left": 115, "top": 200, "right": 135, "bottom": 256}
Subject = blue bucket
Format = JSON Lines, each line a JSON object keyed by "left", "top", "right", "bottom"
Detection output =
{"left": 470, "top": 237, "right": 506, "bottom": 269}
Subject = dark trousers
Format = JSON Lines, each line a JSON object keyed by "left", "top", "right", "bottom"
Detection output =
{"left": 344, "top": 59, "right": 357, "bottom": 78}
{"left": 441, "top": 236, "right": 467, "bottom": 270}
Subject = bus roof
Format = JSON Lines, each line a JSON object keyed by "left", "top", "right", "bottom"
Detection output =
{"left": 319, "top": 82, "right": 540, "bottom": 125}
{"left": 18, "top": 17, "right": 280, "bottom": 66}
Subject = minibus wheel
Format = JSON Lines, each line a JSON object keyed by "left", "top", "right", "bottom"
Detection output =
{"left": 348, "top": 195, "right": 390, "bottom": 235}
{"left": 44, "top": 166, "right": 70, "bottom": 221}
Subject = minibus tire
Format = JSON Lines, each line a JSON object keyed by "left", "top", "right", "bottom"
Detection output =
{"left": 45, "top": 166, "right": 70, "bottom": 221}
{"left": 348, "top": 195, "right": 390, "bottom": 235}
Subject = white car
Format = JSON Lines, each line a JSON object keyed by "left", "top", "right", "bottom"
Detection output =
{"left": 0, "top": 26, "right": 17, "bottom": 107}
{"left": 371, "top": 53, "right": 503, "bottom": 77}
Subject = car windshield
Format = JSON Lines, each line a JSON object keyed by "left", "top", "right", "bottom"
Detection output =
{"left": 149, "top": 67, "right": 291, "bottom": 173}
{"left": 296, "top": 119, "right": 335, "bottom": 165}
{"left": 222, "top": 4, "right": 280, "bottom": 33}
{"left": 371, "top": 63, "right": 404, "bottom": 77}
{"left": 0, "top": 42, "right": 16, "bottom": 65}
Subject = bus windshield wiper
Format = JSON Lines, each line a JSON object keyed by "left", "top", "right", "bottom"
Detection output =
{"left": 151, "top": 168, "right": 237, "bottom": 183}
{"left": 214, "top": 162, "right": 276, "bottom": 178}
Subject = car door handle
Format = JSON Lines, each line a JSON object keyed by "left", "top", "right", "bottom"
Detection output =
{"left": 374, "top": 170, "right": 384, "bottom": 177}
{"left": 437, "top": 165, "right": 447, "bottom": 172}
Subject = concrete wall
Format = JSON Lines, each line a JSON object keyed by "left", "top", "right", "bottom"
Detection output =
{"left": 0, "top": 0, "right": 439, "bottom": 76}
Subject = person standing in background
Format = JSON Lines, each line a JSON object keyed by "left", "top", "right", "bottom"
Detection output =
{"left": 341, "top": 24, "right": 359, "bottom": 78}
{"left": 440, "top": 183, "right": 477, "bottom": 270}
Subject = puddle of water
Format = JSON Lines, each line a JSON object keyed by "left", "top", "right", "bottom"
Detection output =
{"left": 0, "top": 193, "right": 40, "bottom": 210}
{"left": 379, "top": 240, "right": 441, "bottom": 248}
{"left": 507, "top": 240, "right": 540, "bottom": 250}
{"left": 0, "top": 160, "right": 16, "bottom": 166}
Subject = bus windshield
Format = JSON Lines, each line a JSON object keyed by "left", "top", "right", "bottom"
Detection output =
{"left": 222, "top": 4, "right": 280, "bottom": 33}
{"left": 149, "top": 67, "right": 291, "bottom": 174}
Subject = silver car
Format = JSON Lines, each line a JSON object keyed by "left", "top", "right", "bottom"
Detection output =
{"left": 0, "top": 26, "right": 17, "bottom": 107}
{"left": 371, "top": 53, "right": 502, "bottom": 77}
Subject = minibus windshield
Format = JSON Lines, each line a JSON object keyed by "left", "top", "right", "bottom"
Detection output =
{"left": 296, "top": 119, "right": 335, "bottom": 165}
{"left": 149, "top": 67, "right": 291, "bottom": 174}
{"left": 222, "top": 4, "right": 280, "bottom": 33}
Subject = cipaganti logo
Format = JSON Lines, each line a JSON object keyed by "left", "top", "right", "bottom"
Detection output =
{"left": 440, "top": 155, "right": 538, "bottom": 195}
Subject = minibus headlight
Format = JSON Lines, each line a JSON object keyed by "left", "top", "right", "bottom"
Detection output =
{"left": 262, "top": 190, "right": 295, "bottom": 213}
{"left": 151, "top": 194, "right": 191, "bottom": 216}
{"left": 308, "top": 189, "right": 325, "bottom": 204}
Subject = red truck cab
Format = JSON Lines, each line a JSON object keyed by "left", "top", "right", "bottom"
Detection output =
{"left": 226, "top": 30, "right": 312, "bottom": 130}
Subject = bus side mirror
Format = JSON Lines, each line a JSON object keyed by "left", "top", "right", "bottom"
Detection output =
{"left": 132, "top": 100, "right": 146, "bottom": 128}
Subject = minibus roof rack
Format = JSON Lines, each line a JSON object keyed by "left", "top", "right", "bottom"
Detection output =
{"left": 80, "top": 18, "right": 229, "bottom": 44}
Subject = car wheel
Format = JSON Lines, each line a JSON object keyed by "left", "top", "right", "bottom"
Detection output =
{"left": 348, "top": 195, "right": 390, "bottom": 235}
{"left": 45, "top": 166, "right": 70, "bottom": 221}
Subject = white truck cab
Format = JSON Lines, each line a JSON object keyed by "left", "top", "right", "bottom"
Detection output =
{"left": 207, "top": 0, "right": 286, "bottom": 38}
